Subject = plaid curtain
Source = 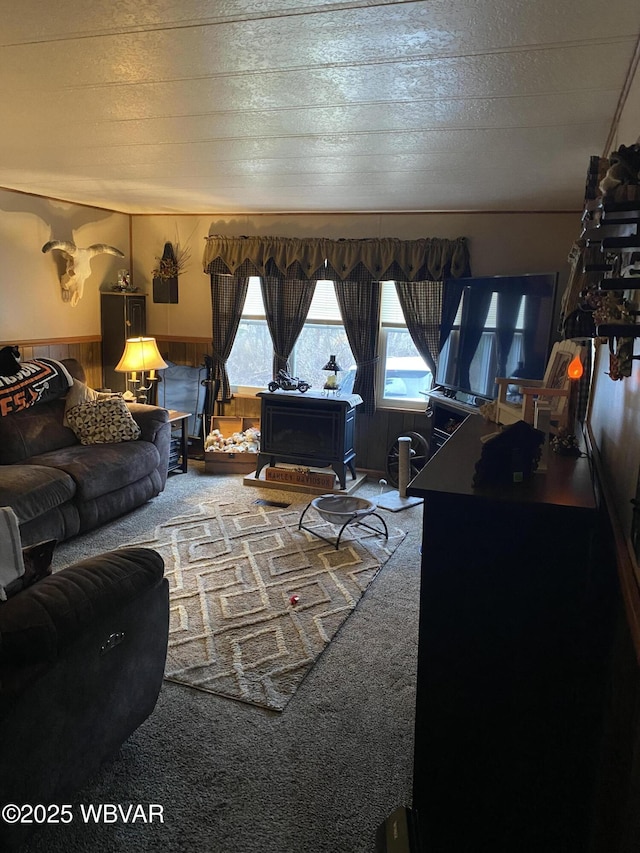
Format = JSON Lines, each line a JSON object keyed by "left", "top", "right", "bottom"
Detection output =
{"left": 209, "top": 273, "right": 250, "bottom": 402}
{"left": 260, "top": 270, "right": 316, "bottom": 376}
{"left": 394, "top": 280, "right": 443, "bottom": 376}
{"left": 458, "top": 286, "right": 492, "bottom": 393}
{"left": 495, "top": 290, "right": 524, "bottom": 378}
{"left": 439, "top": 279, "right": 465, "bottom": 354}
{"left": 333, "top": 269, "right": 380, "bottom": 415}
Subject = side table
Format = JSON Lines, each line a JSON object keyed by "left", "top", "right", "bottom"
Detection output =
{"left": 166, "top": 410, "right": 190, "bottom": 474}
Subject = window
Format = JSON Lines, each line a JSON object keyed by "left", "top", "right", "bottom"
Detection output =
{"left": 376, "top": 281, "right": 433, "bottom": 409}
{"left": 225, "top": 278, "right": 272, "bottom": 391}
{"left": 227, "top": 277, "right": 435, "bottom": 409}
{"left": 226, "top": 278, "right": 354, "bottom": 394}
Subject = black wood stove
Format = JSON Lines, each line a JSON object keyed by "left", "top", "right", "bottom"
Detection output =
{"left": 255, "top": 390, "right": 362, "bottom": 489}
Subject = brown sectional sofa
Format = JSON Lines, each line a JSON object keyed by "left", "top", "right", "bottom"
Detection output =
{"left": 0, "top": 545, "right": 170, "bottom": 850}
{"left": 0, "top": 358, "right": 172, "bottom": 849}
{"left": 0, "top": 359, "right": 171, "bottom": 546}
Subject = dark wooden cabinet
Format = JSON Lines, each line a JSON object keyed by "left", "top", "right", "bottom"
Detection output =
{"left": 406, "top": 415, "right": 617, "bottom": 852}
{"left": 100, "top": 292, "right": 146, "bottom": 392}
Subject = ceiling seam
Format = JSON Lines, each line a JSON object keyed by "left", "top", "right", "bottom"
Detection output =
{"left": 0, "top": 0, "right": 432, "bottom": 47}
{"left": 602, "top": 31, "right": 640, "bottom": 156}
{"left": 46, "top": 120, "right": 612, "bottom": 151}
{"left": 15, "top": 87, "right": 623, "bottom": 124}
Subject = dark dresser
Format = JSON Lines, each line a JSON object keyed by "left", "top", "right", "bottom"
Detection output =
{"left": 406, "top": 415, "right": 617, "bottom": 852}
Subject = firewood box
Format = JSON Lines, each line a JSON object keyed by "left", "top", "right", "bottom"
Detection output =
{"left": 204, "top": 417, "right": 260, "bottom": 474}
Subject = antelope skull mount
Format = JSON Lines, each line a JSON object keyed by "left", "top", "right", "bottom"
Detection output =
{"left": 42, "top": 240, "right": 125, "bottom": 307}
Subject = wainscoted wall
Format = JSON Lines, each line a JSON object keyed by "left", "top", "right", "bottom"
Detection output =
{"left": 154, "top": 337, "right": 211, "bottom": 375}
{"left": 0, "top": 338, "right": 102, "bottom": 390}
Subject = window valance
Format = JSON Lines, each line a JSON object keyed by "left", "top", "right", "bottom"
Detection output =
{"left": 202, "top": 235, "right": 470, "bottom": 281}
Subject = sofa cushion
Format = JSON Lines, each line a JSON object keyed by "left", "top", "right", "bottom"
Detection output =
{"left": 0, "top": 465, "right": 76, "bottom": 525}
{"left": 66, "top": 397, "right": 141, "bottom": 445}
{"left": 0, "top": 399, "right": 78, "bottom": 465}
{"left": 24, "top": 441, "right": 161, "bottom": 502}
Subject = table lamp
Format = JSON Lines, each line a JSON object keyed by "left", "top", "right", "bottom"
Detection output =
{"left": 115, "top": 336, "right": 167, "bottom": 403}
{"left": 322, "top": 354, "right": 342, "bottom": 393}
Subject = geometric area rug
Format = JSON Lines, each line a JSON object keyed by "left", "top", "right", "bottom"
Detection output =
{"left": 131, "top": 496, "right": 406, "bottom": 712}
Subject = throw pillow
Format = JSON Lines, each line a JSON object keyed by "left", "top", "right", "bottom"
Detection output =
{"left": 66, "top": 397, "right": 141, "bottom": 446}
{"left": 63, "top": 379, "right": 110, "bottom": 426}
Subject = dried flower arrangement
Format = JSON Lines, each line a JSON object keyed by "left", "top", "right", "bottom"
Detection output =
{"left": 152, "top": 242, "right": 191, "bottom": 280}
{"left": 607, "top": 337, "right": 635, "bottom": 380}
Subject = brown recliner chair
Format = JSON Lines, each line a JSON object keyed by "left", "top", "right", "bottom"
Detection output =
{"left": 0, "top": 546, "right": 169, "bottom": 850}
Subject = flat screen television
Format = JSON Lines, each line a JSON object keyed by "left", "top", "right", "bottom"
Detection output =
{"left": 435, "top": 273, "right": 558, "bottom": 403}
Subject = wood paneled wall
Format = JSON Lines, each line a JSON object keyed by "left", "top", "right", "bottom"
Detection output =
{"left": 212, "top": 400, "right": 431, "bottom": 474}
{"left": 2, "top": 338, "right": 102, "bottom": 390}
{"left": 155, "top": 337, "right": 212, "bottom": 372}
{"left": 355, "top": 409, "right": 431, "bottom": 474}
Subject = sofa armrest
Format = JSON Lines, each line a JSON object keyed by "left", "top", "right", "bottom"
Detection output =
{"left": 0, "top": 547, "right": 165, "bottom": 664}
{"left": 127, "top": 403, "right": 171, "bottom": 486}
{"left": 0, "top": 547, "right": 169, "bottom": 849}
{"left": 127, "top": 402, "right": 169, "bottom": 442}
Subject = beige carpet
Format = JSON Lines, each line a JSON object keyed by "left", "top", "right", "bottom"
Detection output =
{"left": 133, "top": 495, "right": 405, "bottom": 711}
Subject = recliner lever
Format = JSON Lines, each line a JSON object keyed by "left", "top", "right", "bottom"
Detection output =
{"left": 100, "top": 632, "right": 126, "bottom": 654}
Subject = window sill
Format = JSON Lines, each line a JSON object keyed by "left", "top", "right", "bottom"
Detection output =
{"left": 376, "top": 401, "right": 429, "bottom": 413}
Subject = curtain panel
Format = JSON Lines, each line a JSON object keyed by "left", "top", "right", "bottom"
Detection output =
{"left": 210, "top": 274, "right": 250, "bottom": 403}
{"left": 334, "top": 272, "right": 380, "bottom": 416}
{"left": 202, "top": 236, "right": 470, "bottom": 282}
{"left": 394, "top": 280, "right": 443, "bottom": 377}
{"left": 260, "top": 272, "right": 316, "bottom": 376}
{"left": 205, "top": 234, "right": 471, "bottom": 413}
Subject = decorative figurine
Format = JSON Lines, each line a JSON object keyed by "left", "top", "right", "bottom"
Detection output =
{"left": 267, "top": 369, "right": 310, "bottom": 393}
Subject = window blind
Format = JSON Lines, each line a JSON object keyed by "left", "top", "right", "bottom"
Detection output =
{"left": 242, "top": 277, "right": 344, "bottom": 322}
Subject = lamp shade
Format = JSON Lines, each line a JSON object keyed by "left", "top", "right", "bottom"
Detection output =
{"left": 322, "top": 355, "right": 342, "bottom": 372}
{"left": 115, "top": 337, "right": 168, "bottom": 373}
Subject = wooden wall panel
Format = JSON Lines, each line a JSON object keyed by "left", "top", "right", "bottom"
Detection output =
{"left": 355, "top": 408, "right": 431, "bottom": 474}
{"left": 219, "top": 396, "right": 431, "bottom": 474}
{"left": 226, "top": 396, "right": 261, "bottom": 418}
{"left": 9, "top": 339, "right": 103, "bottom": 390}
{"left": 155, "top": 338, "right": 211, "bottom": 369}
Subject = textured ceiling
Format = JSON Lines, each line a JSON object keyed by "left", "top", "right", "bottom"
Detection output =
{"left": 1, "top": 0, "right": 639, "bottom": 214}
